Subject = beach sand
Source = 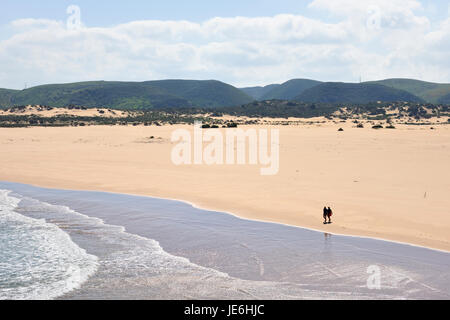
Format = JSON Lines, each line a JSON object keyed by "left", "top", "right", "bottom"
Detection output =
{"left": 1, "top": 121, "right": 449, "bottom": 251}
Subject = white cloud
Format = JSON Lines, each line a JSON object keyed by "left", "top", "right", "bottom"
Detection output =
{"left": 0, "top": 1, "right": 448, "bottom": 89}
{"left": 10, "top": 18, "right": 64, "bottom": 30}
{"left": 309, "top": 0, "right": 423, "bottom": 14}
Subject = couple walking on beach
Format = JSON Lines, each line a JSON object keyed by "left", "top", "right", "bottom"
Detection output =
{"left": 323, "top": 207, "right": 333, "bottom": 224}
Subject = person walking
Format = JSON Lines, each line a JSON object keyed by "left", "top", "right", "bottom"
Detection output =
{"left": 327, "top": 207, "right": 333, "bottom": 224}
{"left": 323, "top": 207, "right": 328, "bottom": 224}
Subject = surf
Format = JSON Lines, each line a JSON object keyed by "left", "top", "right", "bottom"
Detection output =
{"left": 0, "top": 190, "right": 99, "bottom": 300}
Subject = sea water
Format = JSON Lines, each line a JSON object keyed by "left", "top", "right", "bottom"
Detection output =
{"left": 0, "top": 190, "right": 98, "bottom": 300}
{"left": 0, "top": 181, "right": 449, "bottom": 300}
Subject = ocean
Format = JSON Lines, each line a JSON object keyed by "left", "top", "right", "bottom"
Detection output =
{"left": 0, "top": 181, "right": 449, "bottom": 300}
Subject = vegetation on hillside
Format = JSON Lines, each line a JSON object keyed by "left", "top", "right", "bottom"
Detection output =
{"left": 0, "top": 80, "right": 253, "bottom": 110}
{"left": 295, "top": 82, "right": 424, "bottom": 103}
{"left": 259, "top": 79, "right": 322, "bottom": 100}
{"left": 367, "top": 79, "right": 450, "bottom": 104}
{"left": 2, "top": 78, "right": 450, "bottom": 112}
{"left": 0, "top": 88, "right": 18, "bottom": 106}
{"left": 437, "top": 93, "right": 450, "bottom": 105}
{"left": 242, "top": 78, "right": 450, "bottom": 104}
{"left": 240, "top": 84, "right": 281, "bottom": 100}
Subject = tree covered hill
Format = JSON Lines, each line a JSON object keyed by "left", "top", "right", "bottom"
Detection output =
{"left": 0, "top": 80, "right": 253, "bottom": 110}
{"left": 240, "top": 84, "right": 281, "bottom": 100}
{"left": 2, "top": 77, "right": 449, "bottom": 110}
{"left": 294, "top": 82, "right": 424, "bottom": 104}
{"left": 366, "top": 78, "right": 450, "bottom": 104}
{"left": 259, "top": 79, "right": 322, "bottom": 100}
{"left": 240, "top": 79, "right": 322, "bottom": 101}
{"left": 242, "top": 78, "right": 450, "bottom": 104}
{"left": 143, "top": 80, "right": 253, "bottom": 108}
{"left": 0, "top": 88, "right": 18, "bottom": 106}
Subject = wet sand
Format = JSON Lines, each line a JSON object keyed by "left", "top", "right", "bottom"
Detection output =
{"left": 3, "top": 181, "right": 450, "bottom": 299}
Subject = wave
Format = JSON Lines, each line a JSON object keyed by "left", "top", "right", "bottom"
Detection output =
{"left": 0, "top": 190, "right": 99, "bottom": 300}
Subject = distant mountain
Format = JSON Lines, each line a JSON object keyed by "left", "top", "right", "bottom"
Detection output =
{"left": 366, "top": 79, "right": 450, "bottom": 104}
{"left": 7, "top": 81, "right": 190, "bottom": 109}
{"left": 295, "top": 82, "right": 424, "bottom": 104}
{"left": 240, "top": 84, "right": 280, "bottom": 100}
{"left": 143, "top": 80, "right": 253, "bottom": 108}
{"left": 0, "top": 88, "right": 18, "bottom": 106}
{"left": 437, "top": 93, "right": 450, "bottom": 104}
{"left": 0, "top": 80, "right": 253, "bottom": 109}
{"left": 2, "top": 77, "right": 447, "bottom": 110}
{"left": 260, "top": 79, "right": 322, "bottom": 100}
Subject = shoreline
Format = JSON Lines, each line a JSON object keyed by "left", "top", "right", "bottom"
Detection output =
{"left": 3, "top": 179, "right": 449, "bottom": 254}
{"left": 5, "top": 180, "right": 450, "bottom": 300}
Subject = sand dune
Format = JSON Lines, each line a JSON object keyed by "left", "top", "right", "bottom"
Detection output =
{"left": 0, "top": 122, "right": 449, "bottom": 251}
{"left": 0, "top": 105, "right": 130, "bottom": 118}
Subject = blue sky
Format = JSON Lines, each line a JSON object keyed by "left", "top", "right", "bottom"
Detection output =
{"left": 0, "top": 1, "right": 319, "bottom": 25}
{"left": 1, "top": 0, "right": 448, "bottom": 26}
{"left": 0, "top": 0, "right": 449, "bottom": 89}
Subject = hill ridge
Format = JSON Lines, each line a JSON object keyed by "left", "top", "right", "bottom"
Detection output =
{"left": 295, "top": 82, "right": 424, "bottom": 104}
{"left": 0, "top": 80, "right": 253, "bottom": 110}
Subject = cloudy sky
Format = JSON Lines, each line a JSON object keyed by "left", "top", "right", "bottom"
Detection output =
{"left": 0, "top": 0, "right": 449, "bottom": 89}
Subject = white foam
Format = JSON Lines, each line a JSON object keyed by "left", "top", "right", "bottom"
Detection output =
{"left": 0, "top": 190, "right": 99, "bottom": 300}
{"left": 24, "top": 197, "right": 231, "bottom": 278}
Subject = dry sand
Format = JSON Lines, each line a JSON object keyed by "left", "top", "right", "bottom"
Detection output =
{"left": 1, "top": 122, "right": 449, "bottom": 251}
{"left": 0, "top": 105, "right": 130, "bottom": 117}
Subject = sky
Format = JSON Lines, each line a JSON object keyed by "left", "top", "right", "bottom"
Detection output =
{"left": 0, "top": 0, "right": 449, "bottom": 89}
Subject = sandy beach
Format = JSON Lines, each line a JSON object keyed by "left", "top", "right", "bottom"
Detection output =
{"left": 1, "top": 121, "right": 449, "bottom": 251}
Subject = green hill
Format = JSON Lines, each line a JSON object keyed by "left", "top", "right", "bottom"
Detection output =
{"left": 260, "top": 79, "right": 322, "bottom": 100}
{"left": 0, "top": 80, "right": 253, "bottom": 109}
{"left": 240, "top": 84, "right": 280, "bottom": 100}
{"left": 0, "top": 88, "right": 18, "bottom": 106}
{"left": 143, "top": 80, "right": 253, "bottom": 107}
{"left": 295, "top": 82, "right": 424, "bottom": 103}
{"left": 366, "top": 79, "right": 450, "bottom": 104}
{"left": 2, "top": 78, "right": 446, "bottom": 110}
{"left": 437, "top": 93, "right": 450, "bottom": 104}
{"left": 8, "top": 81, "right": 190, "bottom": 109}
